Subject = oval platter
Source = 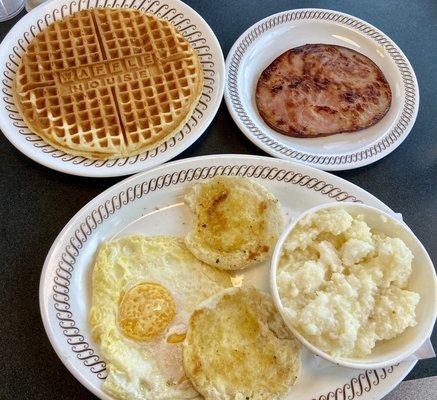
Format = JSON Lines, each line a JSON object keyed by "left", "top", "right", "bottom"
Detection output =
{"left": 40, "top": 154, "right": 416, "bottom": 400}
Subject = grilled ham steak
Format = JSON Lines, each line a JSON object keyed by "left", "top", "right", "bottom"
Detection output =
{"left": 255, "top": 44, "right": 392, "bottom": 138}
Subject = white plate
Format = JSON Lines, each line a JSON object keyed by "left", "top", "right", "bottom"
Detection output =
{"left": 224, "top": 9, "right": 419, "bottom": 171}
{"left": 0, "top": 0, "right": 224, "bottom": 177}
{"left": 40, "top": 154, "right": 416, "bottom": 400}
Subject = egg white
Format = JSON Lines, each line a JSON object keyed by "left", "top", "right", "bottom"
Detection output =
{"left": 89, "top": 235, "right": 231, "bottom": 400}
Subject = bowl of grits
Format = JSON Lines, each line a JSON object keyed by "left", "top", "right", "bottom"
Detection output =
{"left": 270, "top": 202, "right": 437, "bottom": 369}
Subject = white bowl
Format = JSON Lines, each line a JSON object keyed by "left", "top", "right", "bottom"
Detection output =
{"left": 270, "top": 202, "right": 437, "bottom": 369}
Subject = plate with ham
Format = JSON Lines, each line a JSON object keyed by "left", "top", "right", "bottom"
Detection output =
{"left": 225, "top": 9, "right": 419, "bottom": 170}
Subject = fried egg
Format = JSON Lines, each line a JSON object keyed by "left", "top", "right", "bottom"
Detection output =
{"left": 184, "top": 176, "right": 284, "bottom": 270}
{"left": 89, "top": 235, "right": 231, "bottom": 400}
{"left": 183, "top": 287, "right": 301, "bottom": 400}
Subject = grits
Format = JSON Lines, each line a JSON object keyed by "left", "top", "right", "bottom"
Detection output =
{"left": 277, "top": 208, "right": 420, "bottom": 358}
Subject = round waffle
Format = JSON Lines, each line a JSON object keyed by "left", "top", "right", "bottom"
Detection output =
{"left": 13, "top": 8, "right": 203, "bottom": 159}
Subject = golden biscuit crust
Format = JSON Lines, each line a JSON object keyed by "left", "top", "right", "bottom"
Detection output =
{"left": 184, "top": 176, "right": 284, "bottom": 270}
{"left": 183, "top": 287, "right": 301, "bottom": 400}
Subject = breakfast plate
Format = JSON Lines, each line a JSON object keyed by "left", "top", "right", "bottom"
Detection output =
{"left": 224, "top": 9, "right": 419, "bottom": 171}
{"left": 0, "top": 0, "right": 224, "bottom": 177}
{"left": 40, "top": 154, "right": 417, "bottom": 400}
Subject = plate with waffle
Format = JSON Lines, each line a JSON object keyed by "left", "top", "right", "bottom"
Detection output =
{"left": 0, "top": 0, "right": 224, "bottom": 177}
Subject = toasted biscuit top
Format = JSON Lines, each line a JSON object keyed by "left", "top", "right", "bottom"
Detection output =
{"left": 184, "top": 176, "right": 283, "bottom": 270}
{"left": 183, "top": 287, "right": 301, "bottom": 400}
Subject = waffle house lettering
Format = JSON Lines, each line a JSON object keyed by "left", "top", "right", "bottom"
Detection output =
{"left": 69, "top": 83, "right": 85, "bottom": 92}
{"left": 125, "top": 57, "right": 141, "bottom": 69}
{"left": 92, "top": 64, "right": 106, "bottom": 77}
{"left": 56, "top": 53, "right": 160, "bottom": 94}
{"left": 67, "top": 71, "right": 151, "bottom": 93}
{"left": 76, "top": 68, "right": 91, "bottom": 80}
{"left": 108, "top": 60, "right": 124, "bottom": 74}
{"left": 58, "top": 70, "right": 75, "bottom": 84}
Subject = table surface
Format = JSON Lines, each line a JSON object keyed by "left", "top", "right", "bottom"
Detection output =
{"left": 0, "top": 0, "right": 435, "bottom": 399}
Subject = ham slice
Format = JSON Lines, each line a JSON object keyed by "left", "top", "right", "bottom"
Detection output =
{"left": 255, "top": 44, "right": 392, "bottom": 138}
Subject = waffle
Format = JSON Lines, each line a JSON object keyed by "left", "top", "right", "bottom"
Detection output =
{"left": 13, "top": 8, "right": 203, "bottom": 159}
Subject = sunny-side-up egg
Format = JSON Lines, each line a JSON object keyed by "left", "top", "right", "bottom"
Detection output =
{"left": 89, "top": 235, "right": 232, "bottom": 400}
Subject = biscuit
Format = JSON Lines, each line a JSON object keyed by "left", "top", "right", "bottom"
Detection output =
{"left": 184, "top": 176, "right": 283, "bottom": 270}
{"left": 183, "top": 287, "right": 301, "bottom": 400}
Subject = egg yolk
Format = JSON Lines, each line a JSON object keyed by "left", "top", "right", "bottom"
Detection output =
{"left": 118, "top": 282, "right": 176, "bottom": 341}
